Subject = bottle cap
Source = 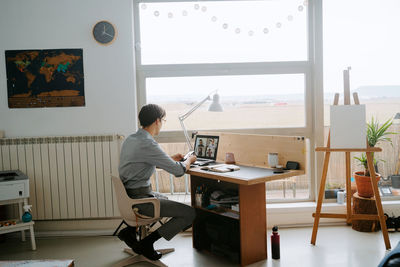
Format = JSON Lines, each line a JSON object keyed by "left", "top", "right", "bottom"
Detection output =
{"left": 272, "top": 226, "right": 278, "bottom": 232}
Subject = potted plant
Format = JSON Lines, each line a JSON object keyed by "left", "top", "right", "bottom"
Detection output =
{"left": 354, "top": 117, "right": 396, "bottom": 198}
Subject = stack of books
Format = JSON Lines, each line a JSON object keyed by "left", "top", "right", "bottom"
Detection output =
{"left": 209, "top": 190, "right": 239, "bottom": 208}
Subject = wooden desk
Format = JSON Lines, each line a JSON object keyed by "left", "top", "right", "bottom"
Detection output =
{"left": 188, "top": 165, "right": 304, "bottom": 266}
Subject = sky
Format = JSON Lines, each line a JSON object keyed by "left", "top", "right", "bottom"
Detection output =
{"left": 138, "top": 0, "right": 400, "bottom": 97}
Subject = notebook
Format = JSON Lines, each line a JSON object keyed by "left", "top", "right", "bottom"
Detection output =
{"left": 201, "top": 164, "right": 240, "bottom": 173}
{"left": 193, "top": 135, "right": 219, "bottom": 165}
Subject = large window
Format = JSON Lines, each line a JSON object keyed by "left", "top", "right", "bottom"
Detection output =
{"left": 147, "top": 74, "right": 306, "bottom": 130}
{"left": 323, "top": 0, "right": 400, "bottom": 198}
{"left": 138, "top": 0, "right": 308, "bottom": 64}
{"left": 134, "top": 0, "right": 318, "bottom": 201}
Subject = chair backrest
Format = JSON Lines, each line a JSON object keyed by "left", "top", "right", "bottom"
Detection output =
{"left": 111, "top": 176, "right": 160, "bottom": 227}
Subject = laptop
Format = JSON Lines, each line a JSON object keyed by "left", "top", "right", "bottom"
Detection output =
{"left": 193, "top": 135, "right": 219, "bottom": 165}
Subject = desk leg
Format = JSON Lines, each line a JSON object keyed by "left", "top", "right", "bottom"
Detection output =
{"left": 239, "top": 183, "right": 267, "bottom": 266}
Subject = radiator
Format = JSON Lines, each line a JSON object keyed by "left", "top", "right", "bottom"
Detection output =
{"left": 0, "top": 135, "right": 123, "bottom": 220}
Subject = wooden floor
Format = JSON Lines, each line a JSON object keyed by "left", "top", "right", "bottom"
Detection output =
{"left": 1, "top": 225, "right": 399, "bottom": 267}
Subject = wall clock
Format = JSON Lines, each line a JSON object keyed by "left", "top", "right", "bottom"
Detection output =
{"left": 92, "top": 20, "right": 117, "bottom": 45}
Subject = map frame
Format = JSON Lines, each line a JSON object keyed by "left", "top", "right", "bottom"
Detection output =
{"left": 5, "top": 48, "right": 85, "bottom": 108}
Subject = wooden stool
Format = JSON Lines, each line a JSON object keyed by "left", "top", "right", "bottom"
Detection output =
{"left": 352, "top": 193, "right": 380, "bottom": 232}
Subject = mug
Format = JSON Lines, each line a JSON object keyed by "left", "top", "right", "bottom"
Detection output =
{"left": 268, "top": 153, "right": 279, "bottom": 168}
{"left": 225, "top": 152, "right": 236, "bottom": 164}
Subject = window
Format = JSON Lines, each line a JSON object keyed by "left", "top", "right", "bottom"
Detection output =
{"left": 134, "top": 0, "right": 318, "bottom": 201}
{"left": 138, "top": 0, "right": 308, "bottom": 64}
{"left": 323, "top": 0, "right": 400, "bottom": 198}
{"left": 146, "top": 74, "right": 306, "bottom": 130}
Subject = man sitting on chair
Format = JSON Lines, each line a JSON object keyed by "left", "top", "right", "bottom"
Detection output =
{"left": 118, "top": 104, "right": 197, "bottom": 261}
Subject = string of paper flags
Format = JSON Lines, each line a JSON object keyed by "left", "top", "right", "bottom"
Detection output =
{"left": 139, "top": 0, "right": 308, "bottom": 37}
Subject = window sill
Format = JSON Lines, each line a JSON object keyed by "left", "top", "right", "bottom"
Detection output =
{"left": 266, "top": 200, "right": 400, "bottom": 227}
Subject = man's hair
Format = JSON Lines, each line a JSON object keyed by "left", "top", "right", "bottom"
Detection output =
{"left": 138, "top": 104, "right": 166, "bottom": 127}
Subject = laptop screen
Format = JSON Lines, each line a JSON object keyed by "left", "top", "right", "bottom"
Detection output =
{"left": 193, "top": 135, "right": 219, "bottom": 160}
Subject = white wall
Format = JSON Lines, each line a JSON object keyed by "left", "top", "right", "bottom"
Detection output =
{"left": 0, "top": 0, "right": 137, "bottom": 138}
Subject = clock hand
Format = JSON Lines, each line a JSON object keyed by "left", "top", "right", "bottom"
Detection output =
{"left": 104, "top": 32, "right": 113, "bottom": 38}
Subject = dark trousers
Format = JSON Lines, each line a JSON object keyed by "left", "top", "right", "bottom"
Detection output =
{"left": 126, "top": 186, "right": 196, "bottom": 241}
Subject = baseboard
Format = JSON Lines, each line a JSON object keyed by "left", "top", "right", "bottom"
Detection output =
{"left": 5, "top": 200, "right": 397, "bottom": 238}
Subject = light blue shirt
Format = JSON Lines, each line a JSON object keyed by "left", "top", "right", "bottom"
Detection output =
{"left": 119, "top": 128, "right": 186, "bottom": 189}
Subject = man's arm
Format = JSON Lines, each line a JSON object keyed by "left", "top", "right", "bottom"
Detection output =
{"left": 145, "top": 141, "right": 196, "bottom": 176}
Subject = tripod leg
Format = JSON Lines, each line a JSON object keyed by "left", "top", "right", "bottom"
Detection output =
{"left": 311, "top": 151, "right": 331, "bottom": 245}
{"left": 345, "top": 152, "right": 352, "bottom": 224}
{"left": 366, "top": 152, "right": 391, "bottom": 250}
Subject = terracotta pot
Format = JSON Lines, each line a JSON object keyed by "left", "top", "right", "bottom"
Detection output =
{"left": 354, "top": 171, "right": 381, "bottom": 198}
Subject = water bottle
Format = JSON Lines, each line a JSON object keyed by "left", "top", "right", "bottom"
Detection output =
{"left": 195, "top": 186, "right": 202, "bottom": 207}
{"left": 271, "top": 226, "right": 280, "bottom": 259}
{"left": 22, "top": 205, "right": 32, "bottom": 222}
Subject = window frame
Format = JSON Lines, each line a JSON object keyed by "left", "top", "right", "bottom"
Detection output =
{"left": 133, "top": 0, "right": 324, "bottom": 202}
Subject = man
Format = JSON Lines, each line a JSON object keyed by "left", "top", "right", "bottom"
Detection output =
{"left": 118, "top": 104, "right": 197, "bottom": 260}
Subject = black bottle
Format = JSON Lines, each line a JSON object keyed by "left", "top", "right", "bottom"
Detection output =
{"left": 271, "top": 226, "right": 280, "bottom": 259}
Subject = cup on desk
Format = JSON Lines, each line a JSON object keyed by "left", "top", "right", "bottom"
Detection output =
{"left": 268, "top": 153, "right": 279, "bottom": 168}
{"left": 225, "top": 152, "right": 236, "bottom": 164}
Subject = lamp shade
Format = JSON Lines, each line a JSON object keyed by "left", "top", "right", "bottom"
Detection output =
{"left": 208, "top": 93, "right": 223, "bottom": 112}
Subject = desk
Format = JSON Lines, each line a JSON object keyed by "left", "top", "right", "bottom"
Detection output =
{"left": 188, "top": 164, "right": 304, "bottom": 266}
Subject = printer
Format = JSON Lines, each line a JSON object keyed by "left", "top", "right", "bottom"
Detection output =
{"left": 0, "top": 170, "right": 29, "bottom": 201}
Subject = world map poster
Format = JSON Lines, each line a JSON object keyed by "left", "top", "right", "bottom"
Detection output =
{"left": 5, "top": 49, "right": 85, "bottom": 108}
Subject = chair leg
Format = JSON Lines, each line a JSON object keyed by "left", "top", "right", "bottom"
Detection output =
{"left": 114, "top": 248, "right": 174, "bottom": 267}
{"left": 113, "top": 220, "right": 127, "bottom": 236}
{"left": 156, "top": 248, "right": 175, "bottom": 255}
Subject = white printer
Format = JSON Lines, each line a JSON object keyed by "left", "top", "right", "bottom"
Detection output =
{"left": 0, "top": 170, "right": 29, "bottom": 201}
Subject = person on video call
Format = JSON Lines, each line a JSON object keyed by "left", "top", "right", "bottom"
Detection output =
{"left": 118, "top": 104, "right": 197, "bottom": 261}
{"left": 207, "top": 147, "right": 213, "bottom": 158}
{"left": 196, "top": 139, "right": 205, "bottom": 157}
{"left": 207, "top": 139, "right": 216, "bottom": 154}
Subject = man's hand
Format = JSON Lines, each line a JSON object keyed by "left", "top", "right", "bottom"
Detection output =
{"left": 171, "top": 153, "right": 184, "bottom": 161}
{"left": 187, "top": 154, "right": 197, "bottom": 164}
{"left": 184, "top": 154, "right": 197, "bottom": 171}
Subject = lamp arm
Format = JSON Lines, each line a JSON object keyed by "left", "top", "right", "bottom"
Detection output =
{"left": 178, "top": 90, "right": 217, "bottom": 151}
{"left": 180, "top": 119, "right": 193, "bottom": 151}
{"left": 178, "top": 95, "right": 211, "bottom": 121}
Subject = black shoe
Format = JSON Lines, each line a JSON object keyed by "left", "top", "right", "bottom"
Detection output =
{"left": 385, "top": 213, "right": 396, "bottom": 232}
{"left": 118, "top": 227, "right": 143, "bottom": 255}
{"left": 141, "top": 245, "right": 162, "bottom": 261}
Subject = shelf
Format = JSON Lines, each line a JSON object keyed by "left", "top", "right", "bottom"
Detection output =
{"left": 195, "top": 206, "right": 239, "bottom": 220}
{"left": 0, "top": 221, "right": 34, "bottom": 235}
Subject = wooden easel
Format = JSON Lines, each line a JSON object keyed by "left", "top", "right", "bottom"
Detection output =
{"left": 310, "top": 68, "right": 391, "bottom": 250}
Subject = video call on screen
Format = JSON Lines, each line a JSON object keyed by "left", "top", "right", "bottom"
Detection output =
{"left": 195, "top": 137, "right": 218, "bottom": 159}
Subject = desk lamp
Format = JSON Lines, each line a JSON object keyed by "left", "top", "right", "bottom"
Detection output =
{"left": 179, "top": 91, "right": 223, "bottom": 151}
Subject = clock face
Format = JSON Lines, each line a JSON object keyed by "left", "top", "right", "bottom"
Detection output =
{"left": 92, "top": 21, "right": 116, "bottom": 45}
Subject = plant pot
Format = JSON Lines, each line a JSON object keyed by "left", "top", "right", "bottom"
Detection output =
{"left": 354, "top": 171, "right": 381, "bottom": 198}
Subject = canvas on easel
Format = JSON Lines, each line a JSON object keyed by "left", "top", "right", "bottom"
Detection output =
{"left": 330, "top": 104, "right": 366, "bottom": 149}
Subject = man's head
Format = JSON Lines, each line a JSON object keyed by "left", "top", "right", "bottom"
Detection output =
{"left": 138, "top": 104, "right": 166, "bottom": 135}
